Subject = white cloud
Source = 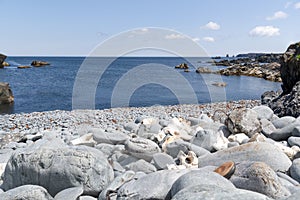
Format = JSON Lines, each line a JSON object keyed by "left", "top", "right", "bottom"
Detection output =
{"left": 165, "top": 34, "right": 186, "bottom": 40}
{"left": 203, "top": 22, "right": 220, "bottom": 30}
{"left": 285, "top": 2, "right": 292, "bottom": 8}
{"left": 295, "top": 2, "right": 300, "bottom": 9}
{"left": 266, "top": 11, "right": 288, "bottom": 20}
{"left": 249, "top": 26, "right": 280, "bottom": 37}
{"left": 202, "top": 37, "right": 215, "bottom": 42}
{"left": 192, "top": 37, "right": 200, "bottom": 42}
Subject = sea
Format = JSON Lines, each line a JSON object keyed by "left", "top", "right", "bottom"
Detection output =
{"left": 0, "top": 56, "right": 281, "bottom": 114}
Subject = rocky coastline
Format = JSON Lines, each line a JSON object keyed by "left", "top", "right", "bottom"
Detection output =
{"left": 195, "top": 54, "right": 282, "bottom": 82}
{"left": 0, "top": 99, "right": 300, "bottom": 199}
{"left": 0, "top": 43, "right": 300, "bottom": 199}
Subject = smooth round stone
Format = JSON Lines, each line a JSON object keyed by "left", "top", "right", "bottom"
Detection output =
{"left": 252, "top": 105, "right": 274, "bottom": 120}
{"left": 152, "top": 153, "right": 175, "bottom": 170}
{"left": 171, "top": 184, "right": 272, "bottom": 200}
{"left": 0, "top": 185, "right": 53, "bottom": 200}
{"left": 269, "top": 122, "right": 300, "bottom": 141}
{"left": 170, "top": 169, "right": 235, "bottom": 197}
{"left": 214, "top": 161, "right": 235, "bottom": 179}
{"left": 290, "top": 158, "right": 300, "bottom": 183}
{"left": 272, "top": 116, "right": 296, "bottom": 129}
{"left": 54, "top": 186, "right": 83, "bottom": 200}
{"left": 288, "top": 137, "right": 300, "bottom": 147}
{"left": 124, "top": 159, "right": 157, "bottom": 174}
{"left": 292, "top": 126, "right": 300, "bottom": 137}
{"left": 117, "top": 169, "right": 190, "bottom": 199}
{"left": 230, "top": 161, "right": 290, "bottom": 199}
{"left": 2, "top": 145, "right": 114, "bottom": 197}
{"left": 199, "top": 142, "right": 292, "bottom": 172}
{"left": 125, "top": 137, "right": 161, "bottom": 161}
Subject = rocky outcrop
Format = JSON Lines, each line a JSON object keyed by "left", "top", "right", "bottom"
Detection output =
{"left": 217, "top": 62, "right": 281, "bottom": 82}
{"left": 18, "top": 65, "right": 31, "bottom": 69}
{"left": 0, "top": 82, "right": 14, "bottom": 104}
{"left": 263, "top": 82, "right": 300, "bottom": 117}
{"left": 196, "top": 67, "right": 213, "bottom": 73}
{"left": 175, "top": 63, "right": 189, "bottom": 69}
{"left": 262, "top": 42, "right": 300, "bottom": 117}
{"left": 31, "top": 60, "right": 50, "bottom": 67}
{"left": 2, "top": 62, "right": 10, "bottom": 66}
{"left": 280, "top": 42, "right": 300, "bottom": 94}
{"left": 0, "top": 53, "right": 7, "bottom": 68}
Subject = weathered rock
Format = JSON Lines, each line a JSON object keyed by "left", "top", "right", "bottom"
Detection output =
{"left": 2, "top": 61, "right": 10, "bottom": 66}
{"left": 0, "top": 82, "right": 14, "bottom": 104}
{"left": 90, "top": 128, "right": 128, "bottom": 145}
{"left": 171, "top": 184, "right": 272, "bottom": 200}
{"left": 225, "top": 108, "right": 261, "bottom": 137}
{"left": 230, "top": 161, "right": 290, "bottom": 199}
{"left": 195, "top": 67, "right": 213, "bottom": 73}
{"left": 191, "top": 129, "right": 218, "bottom": 152}
{"left": 152, "top": 153, "right": 175, "bottom": 170}
{"left": 165, "top": 139, "right": 211, "bottom": 158}
{"left": 0, "top": 53, "right": 7, "bottom": 68}
{"left": 290, "top": 158, "right": 300, "bottom": 183}
{"left": 252, "top": 105, "right": 274, "bottom": 120}
{"left": 262, "top": 42, "right": 300, "bottom": 117}
{"left": 117, "top": 169, "right": 190, "bottom": 199}
{"left": 170, "top": 169, "right": 235, "bottom": 197}
{"left": 99, "top": 171, "right": 135, "bottom": 200}
{"left": 280, "top": 42, "right": 300, "bottom": 94}
{"left": 1, "top": 185, "right": 53, "bottom": 200}
{"left": 198, "top": 142, "right": 292, "bottom": 172}
{"left": 2, "top": 145, "right": 114, "bottom": 197}
{"left": 124, "top": 159, "right": 157, "bottom": 174}
{"left": 124, "top": 137, "right": 161, "bottom": 161}
{"left": 260, "top": 119, "right": 276, "bottom": 137}
{"left": 31, "top": 60, "right": 50, "bottom": 67}
{"left": 175, "top": 63, "right": 189, "bottom": 69}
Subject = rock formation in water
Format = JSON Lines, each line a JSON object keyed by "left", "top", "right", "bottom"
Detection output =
{"left": 0, "top": 82, "right": 14, "bottom": 104}
{"left": 0, "top": 53, "right": 7, "bottom": 68}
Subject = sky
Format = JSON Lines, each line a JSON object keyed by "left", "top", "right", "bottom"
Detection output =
{"left": 1, "top": 0, "right": 300, "bottom": 56}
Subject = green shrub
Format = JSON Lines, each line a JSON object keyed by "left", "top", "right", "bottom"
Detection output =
{"left": 296, "top": 54, "right": 300, "bottom": 61}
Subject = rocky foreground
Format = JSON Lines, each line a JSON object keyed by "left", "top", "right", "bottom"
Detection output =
{"left": 1, "top": 100, "right": 300, "bottom": 199}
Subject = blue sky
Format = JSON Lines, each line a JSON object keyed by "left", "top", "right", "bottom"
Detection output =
{"left": 1, "top": 0, "right": 300, "bottom": 56}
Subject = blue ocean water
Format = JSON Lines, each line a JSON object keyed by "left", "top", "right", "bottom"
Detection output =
{"left": 0, "top": 57, "right": 281, "bottom": 114}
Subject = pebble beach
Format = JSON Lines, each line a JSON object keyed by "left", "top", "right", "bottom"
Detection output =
{"left": 1, "top": 99, "right": 300, "bottom": 199}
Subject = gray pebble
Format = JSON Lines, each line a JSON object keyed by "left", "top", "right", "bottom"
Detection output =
{"left": 152, "top": 153, "right": 175, "bottom": 170}
{"left": 272, "top": 116, "right": 296, "bottom": 129}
